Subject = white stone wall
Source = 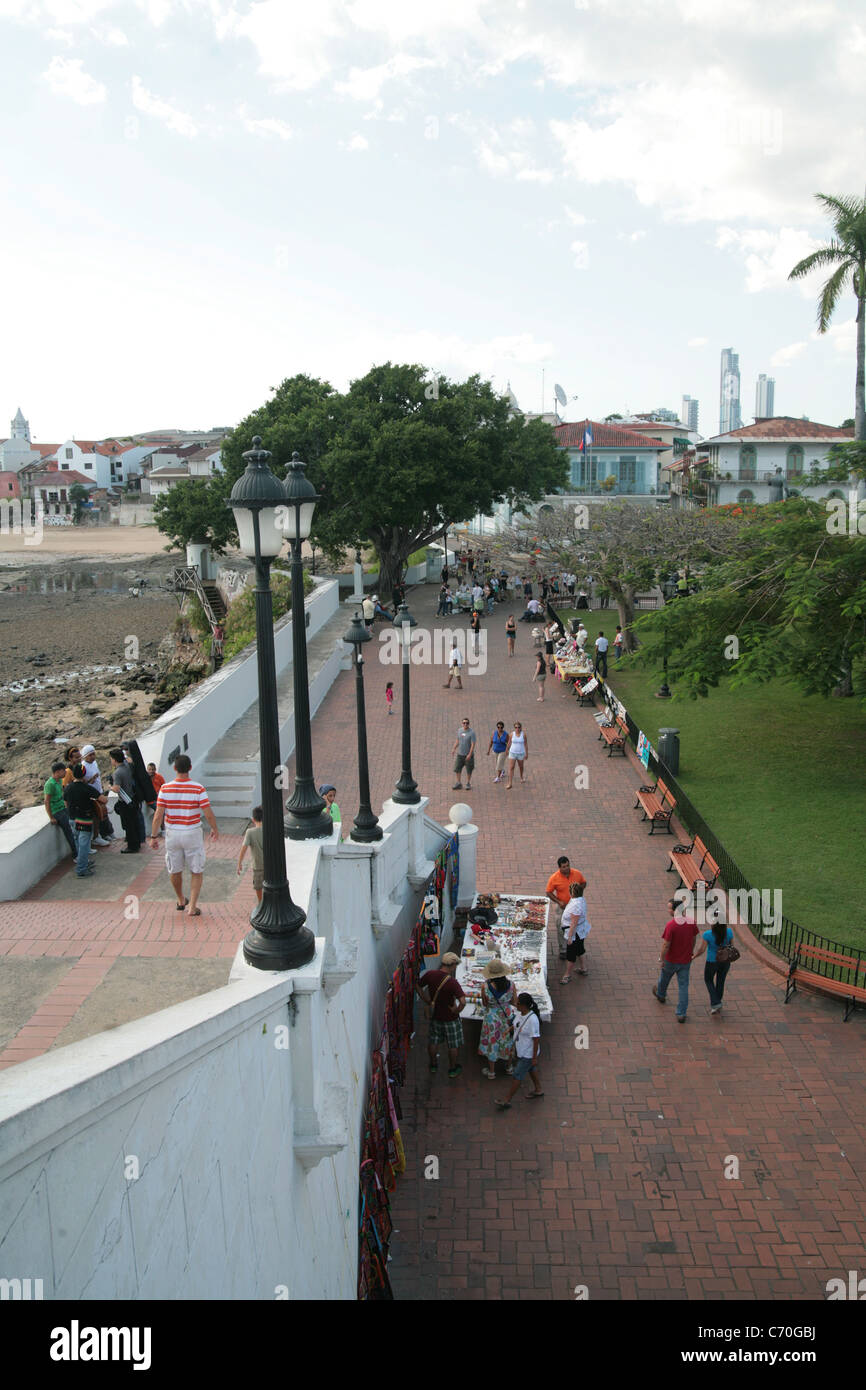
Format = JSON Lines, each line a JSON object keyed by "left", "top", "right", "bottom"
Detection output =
{"left": 0, "top": 801, "right": 457, "bottom": 1299}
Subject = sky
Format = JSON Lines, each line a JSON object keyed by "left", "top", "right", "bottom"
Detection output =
{"left": 0, "top": 0, "right": 864, "bottom": 444}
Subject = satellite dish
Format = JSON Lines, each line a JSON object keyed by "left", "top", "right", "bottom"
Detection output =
{"left": 554, "top": 383, "right": 567, "bottom": 407}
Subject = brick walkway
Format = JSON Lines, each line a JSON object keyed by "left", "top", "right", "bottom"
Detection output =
{"left": 3, "top": 583, "right": 865, "bottom": 1300}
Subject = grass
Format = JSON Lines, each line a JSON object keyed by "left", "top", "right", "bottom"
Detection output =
{"left": 558, "top": 607, "right": 866, "bottom": 951}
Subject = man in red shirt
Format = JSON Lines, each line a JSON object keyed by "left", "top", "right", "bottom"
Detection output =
{"left": 149, "top": 754, "right": 219, "bottom": 917}
{"left": 416, "top": 951, "right": 466, "bottom": 1079}
{"left": 545, "top": 856, "right": 587, "bottom": 959}
{"left": 653, "top": 896, "right": 699, "bottom": 1022}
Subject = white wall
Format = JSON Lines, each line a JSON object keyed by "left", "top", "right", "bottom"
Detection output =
{"left": 0, "top": 800, "right": 457, "bottom": 1299}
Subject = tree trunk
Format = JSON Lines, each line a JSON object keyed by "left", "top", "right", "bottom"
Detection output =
{"left": 855, "top": 287, "right": 865, "bottom": 443}
{"left": 374, "top": 540, "right": 406, "bottom": 599}
{"left": 615, "top": 586, "right": 638, "bottom": 652}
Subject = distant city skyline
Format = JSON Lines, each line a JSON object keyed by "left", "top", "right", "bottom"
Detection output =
{"left": 755, "top": 373, "right": 776, "bottom": 419}
{"left": 720, "top": 349, "right": 743, "bottom": 434}
{"left": 681, "top": 395, "right": 699, "bottom": 431}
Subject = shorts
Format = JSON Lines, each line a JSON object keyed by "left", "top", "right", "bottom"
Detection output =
{"left": 430, "top": 1018, "right": 463, "bottom": 1049}
{"left": 566, "top": 936, "right": 586, "bottom": 963}
{"left": 252, "top": 870, "right": 264, "bottom": 891}
{"left": 164, "top": 826, "right": 206, "bottom": 875}
{"left": 512, "top": 1055, "right": 536, "bottom": 1080}
{"left": 454, "top": 753, "right": 475, "bottom": 774}
{"left": 535, "top": 671, "right": 546, "bottom": 682}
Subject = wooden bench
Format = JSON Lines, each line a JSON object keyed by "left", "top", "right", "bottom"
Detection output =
{"left": 667, "top": 835, "right": 719, "bottom": 890}
{"left": 598, "top": 714, "right": 629, "bottom": 756}
{"left": 785, "top": 943, "right": 866, "bottom": 1021}
{"left": 572, "top": 678, "right": 596, "bottom": 707}
{"left": 634, "top": 777, "right": 677, "bottom": 835}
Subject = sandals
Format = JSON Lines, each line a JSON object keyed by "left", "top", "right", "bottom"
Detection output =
{"left": 560, "top": 974, "right": 571, "bottom": 985}
{"left": 527, "top": 1092, "right": 545, "bottom": 1100}
{"left": 187, "top": 908, "right": 202, "bottom": 917}
{"left": 175, "top": 898, "right": 189, "bottom": 911}
{"left": 494, "top": 1100, "right": 511, "bottom": 1110}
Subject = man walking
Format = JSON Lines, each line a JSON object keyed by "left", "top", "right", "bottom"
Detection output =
{"left": 594, "top": 630, "right": 609, "bottom": 679}
{"left": 149, "top": 754, "right": 219, "bottom": 917}
{"left": 442, "top": 642, "right": 463, "bottom": 689}
{"left": 451, "top": 718, "right": 476, "bottom": 791}
{"left": 416, "top": 951, "right": 466, "bottom": 1079}
{"left": 653, "top": 897, "right": 699, "bottom": 1022}
{"left": 63, "top": 762, "right": 104, "bottom": 877}
{"left": 108, "top": 747, "right": 141, "bottom": 854}
{"left": 545, "top": 855, "right": 587, "bottom": 960}
{"left": 44, "top": 760, "right": 78, "bottom": 857}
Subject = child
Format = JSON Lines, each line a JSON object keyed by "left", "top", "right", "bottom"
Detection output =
{"left": 495, "top": 994, "right": 543, "bottom": 1107}
{"left": 385, "top": 681, "right": 395, "bottom": 714}
{"left": 237, "top": 806, "right": 264, "bottom": 902}
{"left": 614, "top": 625, "right": 624, "bottom": 660}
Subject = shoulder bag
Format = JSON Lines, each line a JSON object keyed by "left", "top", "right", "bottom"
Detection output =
{"left": 424, "top": 971, "right": 453, "bottom": 1021}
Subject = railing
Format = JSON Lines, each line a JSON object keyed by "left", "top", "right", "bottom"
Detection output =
{"left": 595, "top": 683, "right": 864, "bottom": 978}
{"left": 172, "top": 565, "right": 219, "bottom": 629}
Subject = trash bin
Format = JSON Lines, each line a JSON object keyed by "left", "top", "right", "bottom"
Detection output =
{"left": 657, "top": 728, "right": 680, "bottom": 775}
{"left": 570, "top": 618, "right": 580, "bottom": 636}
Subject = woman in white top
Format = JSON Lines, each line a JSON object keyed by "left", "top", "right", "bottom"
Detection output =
{"left": 504, "top": 721, "right": 528, "bottom": 788}
{"left": 495, "top": 993, "right": 543, "bottom": 1107}
{"left": 560, "top": 881, "right": 591, "bottom": 983}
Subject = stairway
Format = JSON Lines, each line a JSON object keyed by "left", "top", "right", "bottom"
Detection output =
{"left": 201, "top": 581, "right": 227, "bottom": 622}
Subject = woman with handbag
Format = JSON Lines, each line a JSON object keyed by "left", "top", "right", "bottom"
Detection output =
{"left": 495, "top": 994, "right": 543, "bottom": 1107}
{"left": 478, "top": 959, "right": 516, "bottom": 1079}
{"left": 692, "top": 922, "right": 739, "bottom": 1014}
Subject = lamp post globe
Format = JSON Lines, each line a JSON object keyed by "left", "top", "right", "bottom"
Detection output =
{"left": 228, "top": 437, "right": 315, "bottom": 971}
{"left": 391, "top": 600, "right": 420, "bottom": 804}
{"left": 280, "top": 452, "right": 333, "bottom": 840}
{"left": 343, "top": 612, "right": 383, "bottom": 842}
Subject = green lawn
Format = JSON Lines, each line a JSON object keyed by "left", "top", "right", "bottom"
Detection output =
{"left": 558, "top": 607, "right": 866, "bottom": 950}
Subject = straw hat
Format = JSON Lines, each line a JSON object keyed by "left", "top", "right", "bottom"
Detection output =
{"left": 483, "top": 958, "right": 509, "bottom": 979}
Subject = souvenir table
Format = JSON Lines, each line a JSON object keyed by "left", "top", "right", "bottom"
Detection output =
{"left": 554, "top": 650, "right": 594, "bottom": 681}
{"left": 457, "top": 895, "right": 553, "bottom": 1023}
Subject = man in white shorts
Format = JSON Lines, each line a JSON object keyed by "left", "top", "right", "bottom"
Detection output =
{"left": 149, "top": 754, "right": 219, "bottom": 917}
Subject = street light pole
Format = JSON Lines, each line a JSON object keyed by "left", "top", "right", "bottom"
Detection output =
{"left": 281, "top": 452, "right": 333, "bottom": 841}
{"left": 343, "top": 613, "right": 383, "bottom": 842}
{"left": 392, "top": 601, "right": 420, "bottom": 804}
{"left": 228, "top": 438, "right": 315, "bottom": 971}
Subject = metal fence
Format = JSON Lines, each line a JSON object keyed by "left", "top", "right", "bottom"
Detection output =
{"left": 599, "top": 687, "right": 866, "bottom": 983}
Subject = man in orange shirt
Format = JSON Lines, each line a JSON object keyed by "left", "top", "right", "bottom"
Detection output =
{"left": 545, "top": 855, "right": 588, "bottom": 960}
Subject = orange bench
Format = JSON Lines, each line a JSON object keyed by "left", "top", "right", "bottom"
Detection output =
{"left": 634, "top": 777, "right": 677, "bottom": 835}
{"left": 598, "top": 714, "right": 629, "bottom": 756}
{"left": 785, "top": 943, "right": 866, "bottom": 1021}
{"left": 668, "top": 836, "right": 719, "bottom": 890}
{"left": 572, "top": 678, "right": 596, "bottom": 707}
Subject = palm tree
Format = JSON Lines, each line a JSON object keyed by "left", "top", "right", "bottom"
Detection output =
{"left": 789, "top": 192, "right": 866, "bottom": 441}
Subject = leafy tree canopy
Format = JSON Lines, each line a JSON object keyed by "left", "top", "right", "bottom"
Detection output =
{"left": 152, "top": 477, "right": 235, "bottom": 554}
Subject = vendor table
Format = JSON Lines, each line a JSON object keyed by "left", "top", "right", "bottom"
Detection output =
{"left": 457, "top": 895, "right": 553, "bottom": 1023}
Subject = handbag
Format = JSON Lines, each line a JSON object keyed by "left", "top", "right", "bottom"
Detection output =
{"left": 716, "top": 943, "right": 740, "bottom": 964}
{"left": 424, "top": 970, "right": 453, "bottom": 1021}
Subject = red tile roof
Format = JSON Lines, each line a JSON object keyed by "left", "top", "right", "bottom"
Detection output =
{"left": 710, "top": 417, "right": 854, "bottom": 442}
{"left": 32, "top": 470, "right": 96, "bottom": 487}
{"left": 554, "top": 419, "right": 667, "bottom": 450}
{"left": 31, "top": 443, "right": 60, "bottom": 457}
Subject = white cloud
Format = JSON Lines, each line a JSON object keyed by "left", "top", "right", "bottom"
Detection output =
{"left": 42, "top": 55, "right": 106, "bottom": 105}
{"left": 131, "top": 75, "right": 199, "bottom": 137}
{"left": 770, "top": 341, "right": 808, "bottom": 367}
{"left": 688, "top": 337, "right": 708, "bottom": 348}
{"left": 343, "top": 132, "right": 369, "bottom": 151}
{"left": 350, "top": 327, "right": 553, "bottom": 377}
{"left": 238, "top": 104, "right": 292, "bottom": 139}
{"left": 715, "top": 226, "right": 819, "bottom": 294}
{"left": 571, "top": 239, "right": 589, "bottom": 270}
{"left": 336, "top": 53, "right": 437, "bottom": 102}
{"left": 564, "top": 206, "right": 589, "bottom": 226}
{"left": 820, "top": 317, "right": 857, "bottom": 355}
{"left": 617, "top": 229, "right": 646, "bottom": 242}
{"left": 221, "top": 0, "right": 345, "bottom": 90}
{"left": 91, "top": 24, "right": 129, "bottom": 45}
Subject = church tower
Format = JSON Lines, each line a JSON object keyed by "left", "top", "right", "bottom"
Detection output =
{"left": 1, "top": 408, "right": 38, "bottom": 472}
{"left": 11, "top": 408, "right": 31, "bottom": 441}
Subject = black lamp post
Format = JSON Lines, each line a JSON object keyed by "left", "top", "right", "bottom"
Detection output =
{"left": 281, "top": 451, "right": 333, "bottom": 841}
{"left": 343, "top": 612, "right": 383, "bottom": 842}
{"left": 391, "top": 600, "right": 420, "bottom": 804}
{"left": 228, "top": 438, "right": 315, "bottom": 971}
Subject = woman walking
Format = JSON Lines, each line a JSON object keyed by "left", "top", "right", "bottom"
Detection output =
{"left": 560, "top": 881, "right": 591, "bottom": 983}
{"left": 533, "top": 649, "right": 547, "bottom": 702}
{"left": 470, "top": 607, "right": 482, "bottom": 655}
{"left": 495, "top": 994, "right": 543, "bottom": 1107}
{"left": 505, "top": 614, "right": 516, "bottom": 657}
{"left": 487, "top": 721, "right": 509, "bottom": 782}
{"left": 385, "top": 681, "right": 395, "bottom": 715}
{"left": 505, "top": 721, "right": 528, "bottom": 787}
{"left": 478, "top": 959, "right": 516, "bottom": 1078}
{"left": 692, "top": 921, "right": 736, "bottom": 1014}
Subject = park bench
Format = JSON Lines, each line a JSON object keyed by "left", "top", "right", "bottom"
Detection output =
{"left": 634, "top": 777, "right": 677, "bottom": 835}
{"left": 784, "top": 943, "right": 866, "bottom": 1022}
{"left": 598, "top": 713, "right": 629, "bottom": 756}
{"left": 572, "top": 677, "right": 597, "bottom": 707}
{"left": 667, "top": 835, "right": 719, "bottom": 890}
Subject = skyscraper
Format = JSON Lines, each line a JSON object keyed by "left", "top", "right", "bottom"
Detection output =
{"left": 681, "top": 395, "right": 699, "bottom": 431}
{"left": 720, "top": 349, "right": 742, "bottom": 433}
{"left": 755, "top": 374, "right": 775, "bottom": 419}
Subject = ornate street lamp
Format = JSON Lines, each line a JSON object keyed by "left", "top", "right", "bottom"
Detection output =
{"left": 281, "top": 451, "right": 333, "bottom": 840}
{"left": 343, "top": 612, "right": 383, "bottom": 842}
{"left": 391, "top": 600, "right": 420, "bottom": 804}
{"left": 228, "top": 437, "right": 315, "bottom": 970}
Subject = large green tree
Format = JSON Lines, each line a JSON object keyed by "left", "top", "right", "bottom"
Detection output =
{"left": 789, "top": 192, "right": 866, "bottom": 440}
{"left": 152, "top": 477, "right": 235, "bottom": 554}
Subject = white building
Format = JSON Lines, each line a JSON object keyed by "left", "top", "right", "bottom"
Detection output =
{"left": 755, "top": 375, "right": 775, "bottom": 419}
{"left": 143, "top": 447, "right": 223, "bottom": 497}
{"left": 56, "top": 439, "right": 130, "bottom": 491}
{"left": 704, "top": 417, "right": 854, "bottom": 507}
{"left": 720, "top": 348, "right": 742, "bottom": 434}
{"left": 0, "top": 408, "right": 42, "bottom": 472}
{"left": 681, "top": 395, "right": 699, "bottom": 431}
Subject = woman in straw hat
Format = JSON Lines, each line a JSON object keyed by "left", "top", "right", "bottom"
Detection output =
{"left": 478, "top": 958, "right": 516, "bottom": 1080}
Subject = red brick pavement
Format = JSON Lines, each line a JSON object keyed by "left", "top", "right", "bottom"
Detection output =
{"left": 3, "top": 585, "right": 865, "bottom": 1301}
{"left": 289, "top": 586, "right": 866, "bottom": 1301}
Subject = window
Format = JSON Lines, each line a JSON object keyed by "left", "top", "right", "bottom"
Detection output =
{"left": 739, "top": 446, "right": 756, "bottom": 479}
{"left": 85, "top": 461, "right": 93, "bottom": 469}
{"left": 737, "top": 489, "right": 755, "bottom": 505}
{"left": 619, "top": 457, "right": 636, "bottom": 486}
{"left": 786, "top": 445, "right": 804, "bottom": 477}
{"left": 65, "top": 447, "right": 73, "bottom": 459}
{"left": 61, "top": 463, "right": 69, "bottom": 470}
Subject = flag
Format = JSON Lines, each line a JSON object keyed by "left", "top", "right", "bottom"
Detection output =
{"left": 584, "top": 426, "right": 593, "bottom": 451}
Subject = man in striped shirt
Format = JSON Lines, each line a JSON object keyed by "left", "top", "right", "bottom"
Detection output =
{"left": 149, "top": 754, "right": 219, "bottom": 917}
